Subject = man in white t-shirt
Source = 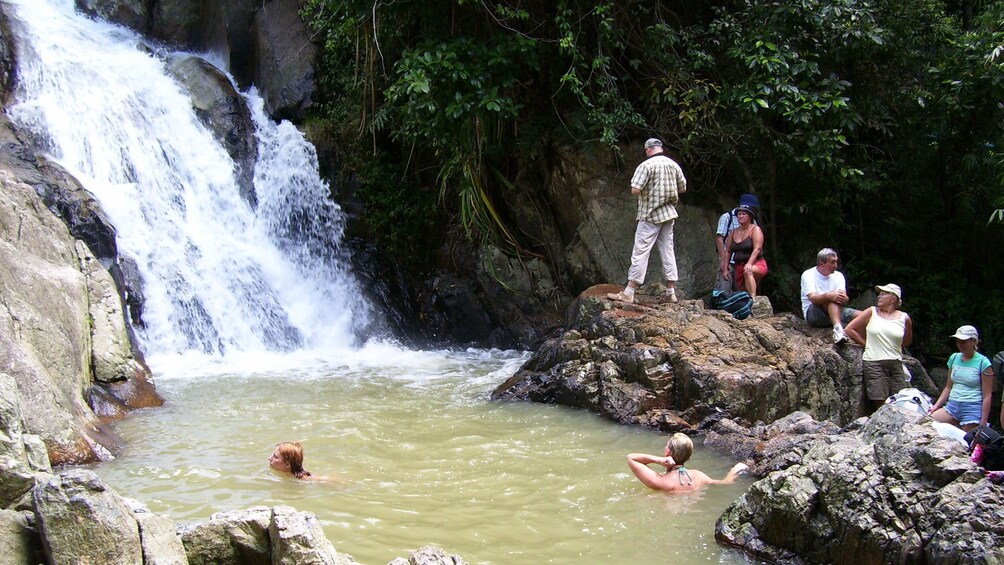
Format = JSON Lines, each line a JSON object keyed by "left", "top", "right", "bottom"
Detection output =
{"left": 800, "top": 248, "right": 859, "bottom": 343}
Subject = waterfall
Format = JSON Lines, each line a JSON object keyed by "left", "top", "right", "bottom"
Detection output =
{"left": 5, "top": 0, "right": 373, "bottom": 357}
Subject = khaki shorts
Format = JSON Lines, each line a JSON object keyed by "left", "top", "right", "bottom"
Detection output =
{"left": 863, "top": 359, "right": 909, "bottom": 401}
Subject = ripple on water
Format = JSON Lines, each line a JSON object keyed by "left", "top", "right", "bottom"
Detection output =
{"left": 94, "top": 347, "right": 754, "bottom": 564}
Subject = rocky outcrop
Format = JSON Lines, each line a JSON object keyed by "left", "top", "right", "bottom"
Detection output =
{"left": 388, "top": 545, "right": 469, "bottom": 565}
{"left": 252, "top": 0, "right": 319, "bottom": 120}
{"left": 75, "top": 0, "right": 222, "bottom": 53}
{"left": 0, "top": 373, "right": 51, "bottom": 509}
{"left": 492, "top": 286, "right": 939, "bottom": 431}
{"left": 74, "top": 0, "right": 315, "bottom": 121}
{"left": 33, "top": 470, "right": 146, "bottom": 564}
{"left": 0, "top": 167, "right": 161, "bottom": 465}
{"left": 167, "top": 55, "right": 258, "bottom": 206}
{"left": 545, "top": 146, "right": 723, "bottom": 298}
{"left": 715, "top": 405, "right": 1004, "bottom": 564}
{"left": 180, "top": 506, "right": 357, "bottom": 565}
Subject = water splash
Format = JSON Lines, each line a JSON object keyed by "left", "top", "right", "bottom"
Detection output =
{"left": 6, "top": 0, "right": 371, "bottom": 357}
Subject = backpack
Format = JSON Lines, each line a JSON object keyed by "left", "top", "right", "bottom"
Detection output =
{"left": 885, "top": 388, "right": 933, "bottom": 415}
{"left": 709, "top": 270, "right": 753, "bottom": 320}
{"left": 966, "top": 424, "right": 1004, "bottom": 472}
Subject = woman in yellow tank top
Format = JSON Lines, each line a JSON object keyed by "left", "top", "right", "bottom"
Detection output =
{"left": 844, "top": 283, "right": 913, "bottom": 414}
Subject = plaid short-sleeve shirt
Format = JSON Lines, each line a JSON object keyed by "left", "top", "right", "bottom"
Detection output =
{"left": 632, "top": 154, "right": 687, "bottom": 223}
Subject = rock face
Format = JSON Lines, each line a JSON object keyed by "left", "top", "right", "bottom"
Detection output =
{"left": 387, "top": 545, "right": 469, "bottom": 565}
{"left": 546, "top": 146, "right": 722, "bottom": 298}
{"left": 0, "top": 373, "right": 51, "bottom": 508}
{"left": 715, "top": 405, "right": 1004, "bottom": 564}
{"left": 33, "top": 470, "right": 145, "bottom": 564}
{"left": 0, "top": 167, "right": 161, "bottom": 465}
{"left": 492, "top": 286, "right": 939, "bottom": 430}
{"left": 396, "top": 142, "right": 767, "bottom": 350}
{"left": 74, "top": 0, "right": 315, "bottom": 121}
{"left": 253, "top": 0, "right": 319, "bottom": 120}
{"left": 166, "top": 54, "right": 258, "bottom": 206}
{"left": 180, "top": 505, "right": 358, "bottom": 565}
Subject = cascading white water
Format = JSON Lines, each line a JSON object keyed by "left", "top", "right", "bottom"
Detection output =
{"left": 6, "top": 0, "right": 371, "bottom": 357}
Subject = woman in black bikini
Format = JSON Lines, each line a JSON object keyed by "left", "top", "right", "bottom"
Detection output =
{"left": 721, "top": 203, "right": 767, "bottom": 297}
{"left": 627, "top": 433, "right": 748, "bottom": 493}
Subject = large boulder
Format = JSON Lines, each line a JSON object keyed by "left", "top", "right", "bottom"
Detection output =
{"left": 75, "top": 0, "right": 225, "bottom": 53}
{"left": 166, "top": 55, "right": 258, "bottom": 207}
{"left": 492, "top": 286, "right": 939, "bottom": 430}
{"left": 180, "top": 506, "right": 358, "bottom": 565}
{"left": 269, "top": 505, "right": 354, "bottom": 565}
{"left": 253, "top": 0, "right": 319, "bottom": 121}
{"left": 0, "top": 168, "right": 160, "bottom": 465}
{"left": 180, "top": 506, "right": 273, "bottom": 565}
{"left": 74, "top": 0, "right": 149, "bottom": 35}
{"left": 545, "top": 145, "right": 722, "bottom": 299}
{"left": 715, "top": 405, "right": 1004, "bottom": 563}
{"left": 0, "top": 509, "right": 45, "bottom": 565}
{"left": 33, "top": 470, "right": 145, "bottom": 565}
{"left": 0, "top": 373, "right": 51, "bottom": 509}
{"left": 388, "top": 545, "right": 469, "bottom": 565}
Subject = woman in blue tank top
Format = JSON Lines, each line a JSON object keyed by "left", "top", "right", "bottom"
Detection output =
{"left": 929, "top": 325, "right": 995, "bottom": 431}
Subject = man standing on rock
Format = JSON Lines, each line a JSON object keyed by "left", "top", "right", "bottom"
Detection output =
{"left": 800, "top": 248, "right": 859, "bottom": 343}
{"left": 607, "top": 138, "right": 687, "bottom": 304}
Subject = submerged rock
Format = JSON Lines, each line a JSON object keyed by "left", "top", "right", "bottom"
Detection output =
{"left": 388, "top": 545, "right": 469, "bottom": 565}
{"left": 492, "top": 285, "right": 939, "bottom": 431}
{"left": 715, "top": 404, "right": 1004, "bottom": 563}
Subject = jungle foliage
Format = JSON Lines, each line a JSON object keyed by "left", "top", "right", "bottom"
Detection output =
{"left": 302, "top": 0, "right": 1004, "bottom": 356}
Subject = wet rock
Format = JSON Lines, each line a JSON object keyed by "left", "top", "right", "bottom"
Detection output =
{"left": 253, "top": 0, "right": 318, "bottom": 121}
{"left": 493, "top": 287, "right": 939, "bottom": 431}
{"left": 269, "top": 505, "right": 353, "bottom": 565}
{"left": 180, "top": 506, "right": 272, "bottom": 565}
{"left": 0, "top": 5, "right": 16, "bottom": 96}
{"left": 166, "top": 55, "right": 258, "bottom": 207}
{"left": 75, "top": 0, "right": 149, "bottom": 35}
{"left": 0, "top": 509, "right": 45, "bottom": 565}
{"left": 134, "top": 511, "right": 189, "bottom": 565}
{"left": 33, "top": 470, "right": 144, "bottom": 565}
{"left": 715, "top": 404, "right": 1004, "bottom": 563}
{"left": 388, "top": 545, "right": 469, "bottom": 565}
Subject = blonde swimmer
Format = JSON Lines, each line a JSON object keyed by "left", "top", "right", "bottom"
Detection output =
{"left": 627, "top": 433, "right": 748, "bottom": 493}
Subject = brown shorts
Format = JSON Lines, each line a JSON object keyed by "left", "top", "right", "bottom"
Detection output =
{"left": 863, "top": 359, "right": 910, "bottom": 401}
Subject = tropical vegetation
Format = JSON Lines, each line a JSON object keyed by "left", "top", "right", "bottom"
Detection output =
{"left": 301, "top": 0, "right": 1004, "bottom": 357}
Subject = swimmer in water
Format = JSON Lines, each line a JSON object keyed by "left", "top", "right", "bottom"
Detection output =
{"left": 268, "top": 441, "right": 312, "bottom": 479}
{"left": 627, "top": 432, "right": 748, "bottom": 493}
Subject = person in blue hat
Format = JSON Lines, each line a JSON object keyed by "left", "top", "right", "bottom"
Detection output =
{"left": 715, "top": 193, "right": 759, "bottom": 272}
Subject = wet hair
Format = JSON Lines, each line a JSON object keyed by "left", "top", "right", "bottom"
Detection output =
{"left": 276, "top": 441, "right": 312, "bottom": 478}
{"left": 816, "top": 248, "right": 838, "bottom": 265}
{"left": 665, "top": 433, "right": 694, "bottom": 465}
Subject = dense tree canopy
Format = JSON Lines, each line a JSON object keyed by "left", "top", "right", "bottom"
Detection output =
{"left": 302, "top": 0, "right": 1004, "bottom": 356}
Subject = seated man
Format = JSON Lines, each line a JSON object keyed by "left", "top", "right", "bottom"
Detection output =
{"left": 626, "top": 433, "right": 748, "bottom": 493}
{"left": 800, "top": 248, "right": 859, "bottom": 343}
